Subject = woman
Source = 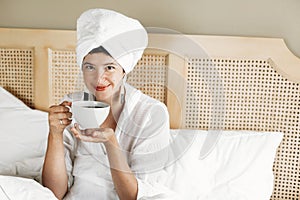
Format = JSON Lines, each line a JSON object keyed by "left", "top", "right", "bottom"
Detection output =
{"left": 42, "top": 8, "right": 175, "bottom": 200}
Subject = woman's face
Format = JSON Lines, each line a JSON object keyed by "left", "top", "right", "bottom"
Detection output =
{"left": 82, "top": 52, "right": 125, "bottom": 104}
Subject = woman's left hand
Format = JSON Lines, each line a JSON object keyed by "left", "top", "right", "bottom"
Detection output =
{"left": 70, "top": 123, "right": 114, "bottom": 143}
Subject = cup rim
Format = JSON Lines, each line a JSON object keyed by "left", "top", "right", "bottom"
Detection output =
{"left": 72, "top": 100, "right": 110, "bottom": 108}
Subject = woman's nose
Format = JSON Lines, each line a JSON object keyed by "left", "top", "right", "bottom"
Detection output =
{"left": 96, "top": 69, "right": 106, "bottom": 83}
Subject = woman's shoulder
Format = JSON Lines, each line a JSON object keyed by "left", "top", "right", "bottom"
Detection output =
{"left": 120, "top": 84, "right": 170, "bottom": 136}
{"left": 124, "top": 85, "right": 169, "bottom": 124}
{"left": 125, "top": 84, "right": 167, "bottom": 109}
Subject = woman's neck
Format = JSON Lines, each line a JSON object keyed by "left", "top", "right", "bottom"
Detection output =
{"left": 100, "top": 85, "right": 125, "bottom": 130}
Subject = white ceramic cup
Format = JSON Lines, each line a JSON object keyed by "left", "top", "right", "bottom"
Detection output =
{"left": 72, "top": 101, "right": 110, "bottom": 129}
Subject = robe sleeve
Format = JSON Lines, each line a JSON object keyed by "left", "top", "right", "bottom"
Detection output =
{"left": 128, "top": 102, "right": 182, "bottom": 200}
{"left": 60, "top": 94, "right": 77, "bottom": 190}
{"left": 63, "top": 128, "right": 77, "bottom": 190}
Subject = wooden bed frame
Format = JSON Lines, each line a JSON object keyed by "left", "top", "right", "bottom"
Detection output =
{"left": 0, "top": 28, "right": 300, "bottom": 199}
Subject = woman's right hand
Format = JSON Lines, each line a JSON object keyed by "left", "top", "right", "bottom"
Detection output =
{"left": 48, "top": 101, "right": 72, "bottom": 134}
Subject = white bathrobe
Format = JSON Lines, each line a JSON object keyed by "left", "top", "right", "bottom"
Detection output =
{"left": 62, "top": 84, "right": 179, "bottom": 200}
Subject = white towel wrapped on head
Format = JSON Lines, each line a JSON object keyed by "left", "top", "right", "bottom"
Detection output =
{"left": 76, "top": 8, "right": 148, "bottom": 73}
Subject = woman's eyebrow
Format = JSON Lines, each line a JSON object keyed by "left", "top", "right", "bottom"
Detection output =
{"left": 103, "top": 62, "right": 118, "bottom": 66}
{"left": 82, "top": 62, "right": 118, "bottom": 66}
{"left": 82, "top": 62, "right": 94, "bottom": 66}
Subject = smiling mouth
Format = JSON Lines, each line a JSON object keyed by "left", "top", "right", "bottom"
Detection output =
{"left": 96, "top": 85, "right": 109, "bottom": 91}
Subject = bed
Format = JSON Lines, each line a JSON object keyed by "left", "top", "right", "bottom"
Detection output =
{"left": 0, "top": 28, "right": 299, "bottom": 200}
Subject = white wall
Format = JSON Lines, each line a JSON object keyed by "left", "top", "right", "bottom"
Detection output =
{"left": 0, "top": 0, "right": 299, "bottom": 57}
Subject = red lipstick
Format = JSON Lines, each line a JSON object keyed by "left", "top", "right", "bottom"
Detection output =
{"left": 96, "top": 85, "right": 109, "bottom": 91}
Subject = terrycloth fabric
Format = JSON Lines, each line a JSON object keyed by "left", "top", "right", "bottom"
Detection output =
{"left": 76, "top": 8, "right": 148, "bottom": 73}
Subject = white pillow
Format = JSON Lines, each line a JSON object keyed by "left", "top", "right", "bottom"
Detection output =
{"left": 0, "top": 175, "right": 57, "bottom": 200}
{"left": 0, "top": 87, "right": 49, "bottom": 178}
{"left": 166, "top": 129, "right": 283, "bottom": 200}
{"left": 0, "top": 87, "right": 28, "bottom": 108}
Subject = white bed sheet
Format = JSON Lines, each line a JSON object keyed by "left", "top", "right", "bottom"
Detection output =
{"left": 0, "top": 175, "right": 57, "bottom": 200}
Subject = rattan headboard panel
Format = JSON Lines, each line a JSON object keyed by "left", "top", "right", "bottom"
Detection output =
{"left": 0, "top": 48, "right": 34, "bottom": 107}
{"left": 185, "top": 58, "right": 300, "bottom": 200}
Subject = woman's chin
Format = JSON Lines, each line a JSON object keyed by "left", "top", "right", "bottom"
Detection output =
{"left": 95, "top": 95, "right": 110, "bottom": 104}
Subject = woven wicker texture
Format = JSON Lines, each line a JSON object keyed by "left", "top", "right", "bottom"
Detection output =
{"left": 186, "top": 58, "right": 300, "bottom": 200}
{"left": 127, "top": 54, "right": 167, "bottom": 103}
{"left": 49, "top": 49, "right": 82, "bottom": 105}
{"left": 0, "top": 48, "right": 34, "bottom": 107}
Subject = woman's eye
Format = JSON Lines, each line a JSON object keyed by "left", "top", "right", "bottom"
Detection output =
{"left": 106, "top": 65, "right": 115, "bottom": 71}
{"left": 84, "top": 65, "right": 95, "bottom": 71}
